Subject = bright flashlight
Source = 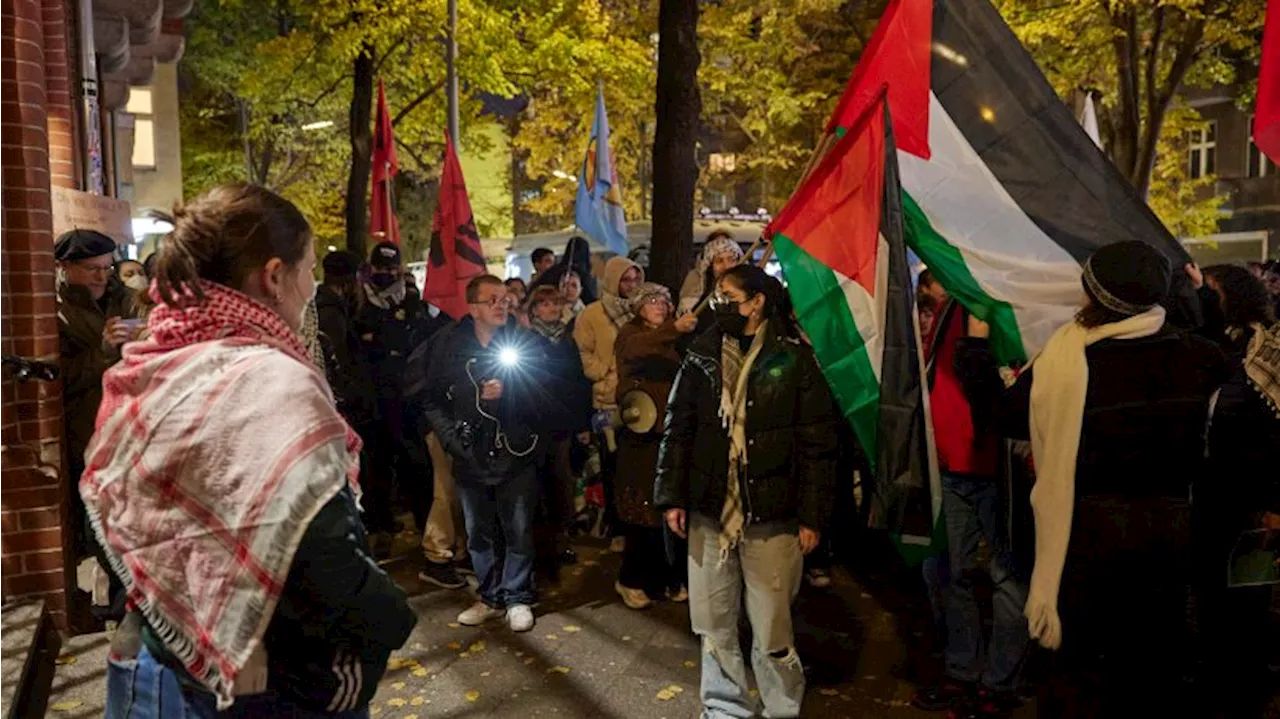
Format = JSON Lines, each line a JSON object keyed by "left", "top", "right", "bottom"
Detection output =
{"left": 499, "top": 347, "right": 520, "bottom": 367}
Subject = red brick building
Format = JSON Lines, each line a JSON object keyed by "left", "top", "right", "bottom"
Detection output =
{"left": 2, "top": 0, "right": 191, "bottom": 633}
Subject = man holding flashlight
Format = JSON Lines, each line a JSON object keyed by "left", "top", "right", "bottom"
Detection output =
{"left": 420, "top": 275, "right": 553, "bottom": 632}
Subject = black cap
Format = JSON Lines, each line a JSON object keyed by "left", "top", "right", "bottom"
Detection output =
{"left": 369, "top": 241, "right": 402, "bottom": 269}
{"left": 323, "top": 250, "right": 362, "bottom": 279}
{"left": 54, "top": 229, "right": 116, "bottom": 262}
{"left": 1081, "top": 241, "right": 1171, "bottom": 316}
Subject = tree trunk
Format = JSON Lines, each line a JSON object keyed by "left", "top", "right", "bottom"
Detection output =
{"left": 345, "top": 45, "right": 375, "bottom": 259}
{"left": 648, "top": 0, "right": 701, "bottom": 292}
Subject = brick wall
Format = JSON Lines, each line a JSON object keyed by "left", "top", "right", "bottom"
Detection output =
{"left": 2, "top": 0, "right": 75, "bottom": 629}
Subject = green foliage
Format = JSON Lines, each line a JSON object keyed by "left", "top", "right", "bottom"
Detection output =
{"left": 997, "top": 0, "right": 1265, "bottom": 236}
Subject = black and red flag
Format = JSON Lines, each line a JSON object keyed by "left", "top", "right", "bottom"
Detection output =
{"left": 423, "top": 132, "right": 486, "bottom": 320}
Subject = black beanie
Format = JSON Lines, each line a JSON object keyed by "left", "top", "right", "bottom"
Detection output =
{"left": 322, "top": 250, "right": 362, "bottom": 279}
{"left": 1081, "top": 241, "right": 1171, "bottom": 316}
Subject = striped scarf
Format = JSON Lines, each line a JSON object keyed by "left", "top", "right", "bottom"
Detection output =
{"left": 717, "top": 322, "right": 768, "bottom": 560}
{"left": 80, "top": 281, "right": 361, "bottom": 708}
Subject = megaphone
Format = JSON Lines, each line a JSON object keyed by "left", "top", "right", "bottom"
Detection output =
{"left": 619, "top": 389, "right": 659, "bottom": 434}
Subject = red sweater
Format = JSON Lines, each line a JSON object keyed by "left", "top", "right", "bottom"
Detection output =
{"left": 926, "top": 303, "right": 998, "bottom": 477}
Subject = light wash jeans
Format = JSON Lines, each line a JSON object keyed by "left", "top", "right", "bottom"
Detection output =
{"left": 687, "top": 513, "right": 805, "bottom": 719}
{"left": 105, "top": 646, "right": 369, "bottom": 718}
{"left": 941, "top": 473, "right": 1029, "bottom": 691}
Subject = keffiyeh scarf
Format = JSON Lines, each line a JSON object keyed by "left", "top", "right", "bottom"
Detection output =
{"left": 80, "top": 281, "right": 362, "bottom": 708}
{"left": 717, "top": 322, "right": 768, "bottom": 561}
{"left": 364, "top": 279, "right": 407, "bottom": 310}
{"left": 1245, "top": 321, "right": 1280, "bottom": 417}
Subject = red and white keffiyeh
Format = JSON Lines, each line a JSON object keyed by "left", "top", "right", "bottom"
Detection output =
{"left": 81, "top": 281, "right": 362, "bottom": 707}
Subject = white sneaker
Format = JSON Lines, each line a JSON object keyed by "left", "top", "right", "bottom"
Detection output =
{"left": 507, "top": 604, "right": 535, "bottom": 632}
{"left": 615, "top": 581, "right": 652, "bottom": 610}
{"left": 458, "top": 601, "right": 504, "bottom": 626}
{"left": 666, "top": 586, "right": 689, "bottom": 603}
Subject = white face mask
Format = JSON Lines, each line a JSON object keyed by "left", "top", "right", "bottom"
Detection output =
{"left": 124, "top": 275, "right": 149, "bottom": 291}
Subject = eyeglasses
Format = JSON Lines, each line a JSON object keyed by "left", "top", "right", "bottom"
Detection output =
{"left": 471, "top": 296, "right": 515, "bottom": 310}
{"left": 709, "top": 292, "right": 748, "bottom": 309}
{"left": 74, "top": 261, "right": 115, "bottom": 276}
{"left": 642, "top": 296, "right": 671, "bottom": 306}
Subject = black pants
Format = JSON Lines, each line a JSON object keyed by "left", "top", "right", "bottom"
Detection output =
{"left": 364, "top": 399, "right": 431, "bottom": 533}
{"left": 1038, "top": 495, "right": 1194, "bottom": 718}
{"left": 619, "top": 524, "right": 686, "bottom": 597}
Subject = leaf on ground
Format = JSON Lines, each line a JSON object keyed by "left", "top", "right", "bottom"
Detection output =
{"left": 480, "top": 671, "right": 491, "bottom": 677}
{"left": 447, "top": 622, "right": 461, "bottom": 628}
{"left": 818, "top": 688, "right": 839, "bottom": 696}
{"left": 547, "top": 665, "right": 571, "bottom": 674}
{"left": 53, "top": 655, "right": 77, "bottom": 666}
{"left": 465, "top": 690, "right": 481, "bottom": 702}
{"left": 544, "top": 634, "right": 559, "bottom": 641}
{"left": 748, "top": 689, "right": 760, "bottom": 697}
{"left": 458, "top": 652, "right": 471, "bottom": 659}
{"left": 468, "top": 640, "right": 485, "bottom": 653}
{"left": 386, "top": 697, "right": 407, "bottom": 707}
{"left": 446, "top": 641, "right": 462, "bottom": 650}
{"left": 390, "top": 681, "right": 406, "bottom": 690}
{"left": 621, "top": 636, "right": 632, "bottom": 642}
{"left": 50, "top": 701, "right": 83, "bottom": 712}
{"left": 411, "top": 668, "right": 429, "bottom": 678}
{"left": 562, "top": 625, "right": 581, "bottom": 633}
{"left": 523, "top": 657, "right": 536, "bottom": 665}
{"left": 514, "top": 651, "right": 524, "bottom": 657}
{"left": 582, "top": 559, "right": 600, "bottom": 566}
{"left": 670, "top": 685, "right": 684, "bottom": 694}
{"left": 403, "top": 715, "right": 418, "bottom": 719}
{"left": 655, "top": 689, "right": 676, "bottom": 701}
{"left": 387, "top": 658, "right": 414, "bottom": 671}
{"left": 410, "top": 696, "right": 425, "bottom": 706}
{"left": 370, "top": 706, "right": 383, "bottom": 716}
{"left": 683, "top": 660, "right": 696, "bottom": 669}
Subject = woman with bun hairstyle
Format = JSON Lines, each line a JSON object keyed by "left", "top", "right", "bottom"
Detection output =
{"left": 84, "top": 184, "right": 416, "bottom": 717}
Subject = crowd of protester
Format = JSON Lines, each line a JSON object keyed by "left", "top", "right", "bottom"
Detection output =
{"left": 56, "top": 184, "right": 1280, "bottom": 717}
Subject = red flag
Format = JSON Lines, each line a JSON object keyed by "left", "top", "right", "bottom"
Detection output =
{"left": 424, "top": 133, "right": 486, "bottom": 320}
{"left": 1256, "top": 0, "right": 1280, "bottom": 162}
{"left": 371, "top": 78, "right": 400, "bottom": 243}
{"left": 826, "top": 0, "right": 932, "bottom": 159}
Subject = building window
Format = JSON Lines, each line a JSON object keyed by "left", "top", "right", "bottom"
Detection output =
{"left": 1187, "top": 120, "right": 1216, "bottom": 180}
{"left": 1247, "top": 115, "right": 1273, "bottom": 178}
{"left": 127, "top": 88, "right": 156, "bottom": 170}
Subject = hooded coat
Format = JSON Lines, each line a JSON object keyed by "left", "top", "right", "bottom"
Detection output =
{"left": 573, "top": 256, "right": 644, "bottom": 409}
{"left": 530, "top": 236, "right": 598, "bottom": 306}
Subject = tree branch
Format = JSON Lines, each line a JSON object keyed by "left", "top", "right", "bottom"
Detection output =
{"left": 394, "top": 137, "right": 436, "bottom": 173}
{"left": 373, "top": 37, "right": 408, "bottom": 75}
{"left": 391, "top": 79, "right": 448, "bottom": 127}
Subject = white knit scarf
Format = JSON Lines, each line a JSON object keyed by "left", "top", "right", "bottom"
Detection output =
{"left": 717, "top": 322, "right": 768, "bottom": 561}
{"left": 1025, "top": 306, "right": 1166, "bottom": 649}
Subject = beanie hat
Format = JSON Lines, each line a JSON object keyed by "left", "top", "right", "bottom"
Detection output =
{"left": 630, "top": 282, "right": 672, "bottom": 312}
{"left": 1081, "top": 241, "right": 1171, "bottom": 316}
{"left": 322, "top": 250, "right": 362, "bottom": 279}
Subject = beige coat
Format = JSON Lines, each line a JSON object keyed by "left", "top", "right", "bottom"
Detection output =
{"left": 573, "top": 256, "right": 644, "bottom": 409}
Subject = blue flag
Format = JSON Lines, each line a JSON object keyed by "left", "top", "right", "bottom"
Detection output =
{"left": 575, "top": 87, "right": 629, "bottom": 256}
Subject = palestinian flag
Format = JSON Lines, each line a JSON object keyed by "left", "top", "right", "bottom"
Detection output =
{"left": 771, "top": 96, "right": 941, "bottom": 562}
{"left": 821, "top": 0, "right": 1193, "bottom": 365}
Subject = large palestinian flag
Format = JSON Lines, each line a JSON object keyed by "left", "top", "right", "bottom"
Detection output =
{"left": 823, "top": 0, "right": 1193, "bottom": 365}
{"left": 771, "top": 0, "right": 1194, "bottom": 556}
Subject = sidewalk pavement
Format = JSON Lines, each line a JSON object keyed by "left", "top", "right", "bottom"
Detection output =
{"left": 44, "top": 534, "right": 1037, "bottom": 718}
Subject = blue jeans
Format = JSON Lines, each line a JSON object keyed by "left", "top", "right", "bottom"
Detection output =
{"left": 941, "top": 473, "right": 1029, "bottom": 691}
{"left": 105, "top": 646, "right": 368, "bottom": 718}
{"left": 457, "top": 468, "right": 538, "bottom": 608}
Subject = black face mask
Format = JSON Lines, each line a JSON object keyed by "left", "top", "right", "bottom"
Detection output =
{"left": 370, "top": 273, "right": 397, "bottom": 290}
{"left": 714, "top": 302, "right": 749, "bottom": 337}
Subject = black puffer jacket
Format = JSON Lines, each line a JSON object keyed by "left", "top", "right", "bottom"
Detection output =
{"left": 355, "top": 287, "right": 431, "bottom": 400}
{"left": 654, "top": 324, "right": 841, "bottom": 531}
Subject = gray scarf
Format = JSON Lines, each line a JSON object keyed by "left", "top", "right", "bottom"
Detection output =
{"left": 364, "top": 279, "right": 406, "bottom": 310}
{"left": 717, "top": 321, "right": 768, "bottom": 560}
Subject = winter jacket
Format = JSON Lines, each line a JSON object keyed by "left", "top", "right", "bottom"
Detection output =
{"left": 315, "top": 285, "right": 377, "bottom": 426}
{"left": 926, "top": 301, "right": 998, "bottom": 477}
{"left": 956, "top": 327, "right": 1230, "bottom": 499}
{"left": 528, "top": 236, "right": 598, "bottom": 305}
{"left": 614, "top": 318, "right": 684, "bottom": 526}
{"left": 419, "top": 316, "right": 561, "bottom": 483}
{"left": 654, "top": 323, "right": 841, "bottom": 531}
{"left": 355, "top": 287, "right": 431, "bottom": 400}
{"left": 529, "top": 320, "right": 593, "bottom": 435}
{"left": 573, "top": 257, "right": 644, "bottom": 409}
{"left": 140, "top": 484, "right": 416, "bottom": 712}
{"left": 58, "top": 281, "right": 137, "bottom": 473}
